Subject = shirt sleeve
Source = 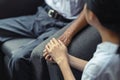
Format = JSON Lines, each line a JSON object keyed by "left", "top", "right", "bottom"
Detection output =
{"left": 81, "top": 42, "right": 120, "bottom": 80}
{"left": 81, "top": 56, "right": 105, "bottom": 80}
{"left": 82, "top": 63, "right": 100, "bottom": 80}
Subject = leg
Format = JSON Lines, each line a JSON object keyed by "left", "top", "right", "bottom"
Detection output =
{"left": 67, "top": 26, "right": 101, "bottom": 79}
{"left": 31, "top": 23, "right": 71, "bottom": 80}
{"left": 31, "top": 25, "right": 101, "bottom": 80}
{"left": 0, "top": 15, "right": 36, "bottom": 80}
{"left": 0, "top": 15, "right": 36, "bottom": 43}
{"left": 7, "top": 6, "right": 68, "bottom": 80}
{"left": 9, "top": 26, "right": 59, "bottom": 80}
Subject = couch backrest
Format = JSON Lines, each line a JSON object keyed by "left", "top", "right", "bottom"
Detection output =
{"left": 0, "top": 0, "right": 41, "bottom": 19}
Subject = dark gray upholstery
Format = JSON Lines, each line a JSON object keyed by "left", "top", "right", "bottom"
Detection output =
{"left": 31, "top": 25, "right": 101, "bottom": 80}
{"left": 0, "top": 0, "right": 41, "bottom": 80}
{"left": 0, "top": 1, "right": 102, "bottom": 80}
{"left": 1, "top": 38, "right": 35, "bottom": 79}
{"left": 0, "top": 0, "right": 41, "bottom": 19}
{"left": 2, "top": 38, "right": 35, "bottom": 58}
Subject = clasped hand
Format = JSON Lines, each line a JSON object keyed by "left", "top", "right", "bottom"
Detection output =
{"left": 43, "top": 38, "right": 68, "bottom": 64}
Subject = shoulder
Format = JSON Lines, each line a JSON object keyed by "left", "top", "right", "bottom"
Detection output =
{"left": 82, "top": 52, "right": 120, "bottom": 80}
{"left": 81, "top": 51, "right": 114, "bottom": 79}
{"left": 81, "top": 42, "right": 120, "bottom": 80}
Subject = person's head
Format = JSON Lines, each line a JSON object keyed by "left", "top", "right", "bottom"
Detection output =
{"left": 84, "top": 0, "right": 120, "bottom": 36}
{"left": 84, "top": 0, "right": 120, "bottom": 54}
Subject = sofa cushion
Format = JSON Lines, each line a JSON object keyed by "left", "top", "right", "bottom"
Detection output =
{"left": 1, "top": 38, "right": 35, "bottom": 58}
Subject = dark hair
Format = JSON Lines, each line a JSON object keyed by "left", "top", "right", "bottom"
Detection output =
{"left": 86, "top": 0, "right": 120, "bottom": 54}
{"left": 117, "top": 46, "right": 120, "bottom": 54}
{"left": 86, "top": 0, "right": 120, "bottom": 34}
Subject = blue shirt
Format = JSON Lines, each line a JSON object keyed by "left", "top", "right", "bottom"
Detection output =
{"left": 82, "top": 42, "right": 120, "bottom": 80}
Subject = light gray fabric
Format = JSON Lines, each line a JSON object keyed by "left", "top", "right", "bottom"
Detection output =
{"left": 82, "top": 42, "right": 120, "bottom": 80}
{"left": 45, "top": 0, "right": 85, "bottom": 19}
{"left": 0, "top": 6, "right": 68, "bottom": 80}
{"left": 31, "top": 23, "right": 71, "bottom": 57}
{"left": 31, "top": 25, "right": 101, "bottom": 80}
{"left": 0, "top": 7, "right": 67, "bottom": 43}
{"left": 0, "top": 15, "right": 36, "bottom": 42}
{"left": 31, "top": 23, "right": 71, "bottom": 80}
{"left": 1, "top": 38, "right": 35, "bottom": 57}
{"left": 0, "top": 1, "right": 101, "bottom": 80}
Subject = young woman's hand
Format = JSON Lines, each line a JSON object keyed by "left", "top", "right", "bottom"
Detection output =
{"left": 43, "top": 49, "right": 55, "bottom": 63}
{"left": 44, "top": 38, "right": 68, "bottom": 64}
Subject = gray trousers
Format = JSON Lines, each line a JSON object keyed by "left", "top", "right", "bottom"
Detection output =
{"left": 0, "top": 7, "right": 67, "bottom": 43}
{"left": 0, "top": 6, "right": 68, "bottom": 80}
{"left": 31, "top": 24, "right": 101, "bottom": 80}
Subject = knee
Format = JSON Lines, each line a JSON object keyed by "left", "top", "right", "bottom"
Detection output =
{"left": 9, "top": 55, "right": 30, "bottom": 72}
{"left": 30, "top": 50, "right": 44, "bottom": 66}
{"left": 31, "top": 46, "right": 44, "bottom": 60}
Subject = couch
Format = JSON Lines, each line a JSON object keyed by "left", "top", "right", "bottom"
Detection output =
{"left": 0, "top": 0, "right": 101, "bottom": 80}
{"left": 0, "top": 0, "right": 41, "bottom": 80}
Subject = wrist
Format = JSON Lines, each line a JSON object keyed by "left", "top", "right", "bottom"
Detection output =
{"left": 66, "top": 27, "right": 77, "bottom": 36}
{"left": 65, "top": 29, "right": 73, "bottom": 36}
{"left": 68, "top": 31, "right": 74, "bottom": 37}
{"left": 57, "top": 57, "right": 68, "bottom": 66}
{"left": 59, "top": 60, "right": 69, "bottom": 69}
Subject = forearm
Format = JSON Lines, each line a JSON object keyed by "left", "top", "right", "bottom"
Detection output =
{"left": 58, "top": 60, "right": 76, "bottom": 80}
{"left": 66, "top": 10, "right": 88, "bottom": 37}
{"left": 68, "top": 55, "right": 88, "bottom": 71}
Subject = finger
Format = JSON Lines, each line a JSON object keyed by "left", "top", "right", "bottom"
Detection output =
{"left": 47, "top": 42, "right": 51, "bottom": 47}
{"left": 48, "top": 42, "right": 54, "bottom": 48}
{"left": 45, "top": 55, "right": 54, "bottom": 63}
{"left": 65, "top": 39, "right": 70, "bottom": 46}
{"left": 48, "top": 59, "right": 54, "bottom": 63}
{"left": 43, "top": 49, "right": 47, "bottom": 53}
{"left": 48, "top": 42, "right": 55, "bottom": 51}
{"left": 49, "top": 57, "right": 54, "bottom": 62}
{"left": 58, "top": 39, "right": 65, "bottom": 46}
{"left": 43, "top": 52, "right": 48, "bottom": 57}
{"left": 47, "top": 43, "right": 50, "bottom": 47}
{"left": 49, "top": 57, "right": 56, "bottom": 63}
{"left": 45, "top": 45, "right": 50, "bottom": 52}
{"left": 50, "top": 39, "right": 54, "bottom": 45}
{"left": 58, "top": 37, "right": 68, "bottom": 46}
{"left": 52, "top": 38, "right": 59, "bottom": 44}
{"left": 48, "top": 42, "right": 53, "bottom": 48}
{"left": 58, "top": 36, "right": 62, "bottom": 40}
{"left": 45, "top": 54, "right": 51, "bottom": 60}
{"left": 59, "top": 36, "right": 65, "bottom": 41}
{"left": 63, "top": 38, "right": 68, "bottom": 45}
{"left": 49, "top": 57, "right": 53, "bottom": 61}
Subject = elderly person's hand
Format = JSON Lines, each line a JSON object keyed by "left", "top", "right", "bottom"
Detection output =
{"left": 43, "top": 38, "right": 68, "bottom": 64}
{"left": 58, "top": 31, "right": 72, "bottom": 46}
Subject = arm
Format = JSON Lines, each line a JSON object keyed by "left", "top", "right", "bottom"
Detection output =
{"left": 58, "top": 58, "right": 76, "bottom": 80}
{"left": 57, "top": 54, "right": 88, "bottom": 80}
{"left": 66, "top": 10, "right": 87, "bottom": 37}
{"left": 68, "top": 55, "right": 88, "bottom": 71}
{"left": 45, "top": 38, "right": 76, "bottom": 80}
{"left": 43, "top": 6, "right": 88, "bottom": 61}
{"left": 59, "top": 9, "right": 88, "bottom": 46}
{"left": 59, "top": 7, "right": 88, "bottom": 71}
{"left": 44, "top": 38, "right": 88, "bottom": 80}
